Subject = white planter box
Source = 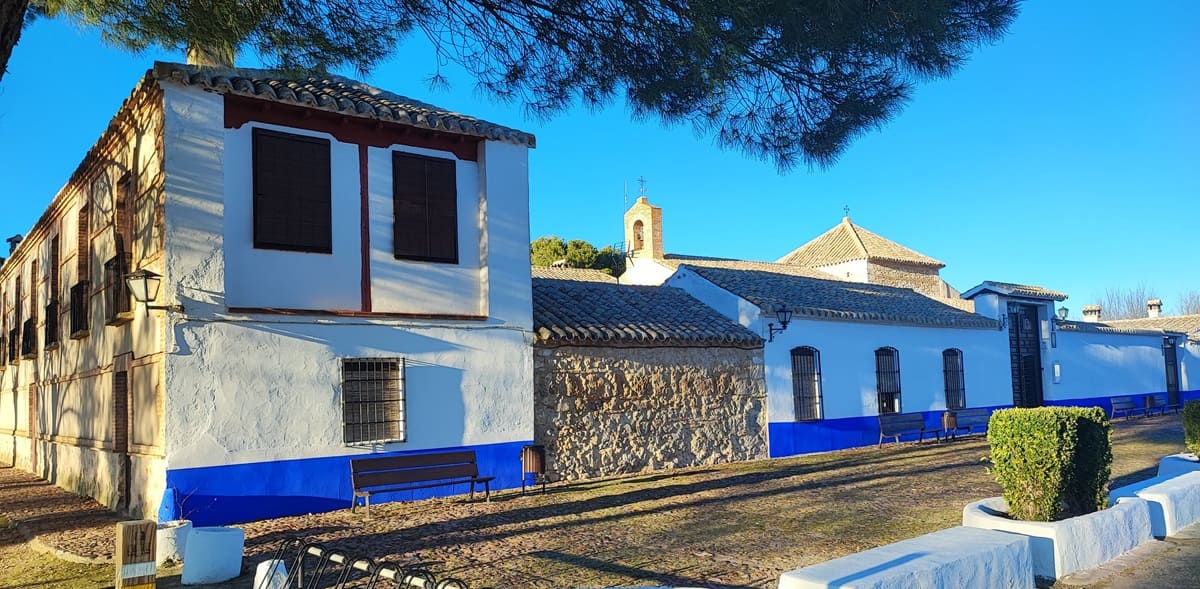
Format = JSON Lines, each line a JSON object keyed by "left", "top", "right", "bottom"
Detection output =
{"left": 1157, "top": 453, "right": 1200, "bottom": 478}
{"left": 1111, "top": 471, "right": 1200, "bottom": 538}
{"left": 181, "top": 526, "right": 245, "bottom": 585}
{"left": 155, "top": 520, "right": 192, "bottom": 565}
{"left": 962, "top": 497, "right": 1152, "bottom": 580}
{"left": 778, "top": 526, "right": 1033, "bottom": 589}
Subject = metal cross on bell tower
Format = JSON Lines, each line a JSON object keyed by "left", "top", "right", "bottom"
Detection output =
{"left": 637, "top": 176, "right": 647, "bottom": 196}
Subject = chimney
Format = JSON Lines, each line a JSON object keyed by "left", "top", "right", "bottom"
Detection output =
{"left": 1147, "top": 299, "right": 1163, "bottom": 318}
{"left": 1082, "top": 305, "right": 1102, "bottom": 323}
{"left": 5, "top": 234, "right": 22, "bottom": 255}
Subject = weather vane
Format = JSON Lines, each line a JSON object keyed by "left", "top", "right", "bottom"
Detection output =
{"left": 637, "top": 176, "right": 647, "bottom": 196}
{"left": 843, "top": 205, "right": 850, "bottom": 218}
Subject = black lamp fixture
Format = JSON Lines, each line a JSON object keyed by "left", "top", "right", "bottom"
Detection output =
{"left": 1056, "top": 307, "right": 1069, "bottom": 321}
{"left": 767, "top": 305, "right": 792, "bottom": 342}
{"left": 125, "top": 269, "right": 184, "bottom": 316}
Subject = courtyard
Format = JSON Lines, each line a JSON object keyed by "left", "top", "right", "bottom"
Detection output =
{"left": 0, "top": 414, "right": 1187, "bottom": 588}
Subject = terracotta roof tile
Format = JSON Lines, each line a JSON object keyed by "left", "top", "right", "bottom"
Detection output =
{"left": 962, "top": 281, "right": 1069, "bottom": 302}
{"left": 1057, "top": 319, "right": 1190, "bottom": 337}
{"left": 152, "top": 62, "right": 536, "bottom": 147}
{"left": 532, "top": 278, "right": 761, "bottom": 347}
{"left": 678, "top": 265, "right": 997, "bottom": 329}
{"left": 661, "top": 255, "right": 839, "bottom": 279}
{"left": 776, "top": 217, "right": 944, "bottom": 269}
{"left": 532, "top": 267, "right": 618, "bottom": 283}
{"left": 1100, "top": 314, "right": 1200, "bottom": 334}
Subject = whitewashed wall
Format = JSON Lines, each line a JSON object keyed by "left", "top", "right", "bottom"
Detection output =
{"left": 1048, "top": 330, "right": 1171, "bottom": 401}
{"left": 1183, "top": 340, "right": 1199, "bottom": 391}
{"left": 619, "top": 257, "right": 674, "bottom": 286}
{"left": 161, "top": 84, "right": 534, "bottom": 470}
{"left": 815, "top": 259, "right": 868, "bottom": 282}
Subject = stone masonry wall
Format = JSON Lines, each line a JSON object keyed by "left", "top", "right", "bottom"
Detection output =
{"left": 534, "top": 344, "right": 767, "bottom": 481}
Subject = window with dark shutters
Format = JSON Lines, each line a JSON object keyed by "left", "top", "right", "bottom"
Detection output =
{"left": 943, "top": 349, "right": 966, "bottom": 410}
{"left": 875, "top": 347, "right": 902, "bottom": 414}
{"left": 791, "top": 346, "right": 823, "bottom": 421}
{"left": 252, "top": 128, "right": 333, "bottom": 253}
{"left": 392, "top": 152, "right": 458, "bottom": 263}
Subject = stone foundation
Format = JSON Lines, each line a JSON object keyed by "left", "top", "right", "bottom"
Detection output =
{"left": 534, "top": 344, "right": 767, "bottom": 481}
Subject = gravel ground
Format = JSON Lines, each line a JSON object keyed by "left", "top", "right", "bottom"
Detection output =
{"left": 0, "top": 414, "right": 1186, "bottom": 588}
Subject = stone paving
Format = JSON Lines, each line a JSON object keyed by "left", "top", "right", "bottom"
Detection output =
{"left": 0, "top": 465, "right": 126, "bottom": 562}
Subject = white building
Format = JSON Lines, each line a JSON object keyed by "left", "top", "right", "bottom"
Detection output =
{"left": 0, "top": 61, "right": 536, "bottom": 525}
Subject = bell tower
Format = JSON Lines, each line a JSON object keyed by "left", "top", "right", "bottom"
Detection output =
{"left": 624, "top": 196, "right": 663, "bottom": 261}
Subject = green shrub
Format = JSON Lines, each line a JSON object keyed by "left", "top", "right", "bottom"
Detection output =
{"left": 987, "top": 406, "right": 1112, "bottom": 521}
{"left": 1185, "top": 401, "right": 1200, "bottom": 456}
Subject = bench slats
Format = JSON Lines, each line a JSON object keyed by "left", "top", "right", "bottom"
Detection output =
{"left": 878, "top": 412, "right": 938, "bottom": 447}
{"left": 353, "top": 463, "right": 478, "bottom": 489}
{"left": 351, "top": 451, "right": 478, "bottom": 473}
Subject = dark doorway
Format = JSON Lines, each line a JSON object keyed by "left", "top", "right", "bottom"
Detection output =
{"left": 1008, "top": 303, "right": 1044, "bottom": 408}
{"left": 1164, "top": 337, "right": 1181, "bottom": 407}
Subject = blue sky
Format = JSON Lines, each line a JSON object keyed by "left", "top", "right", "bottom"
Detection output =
{"left": 1, "top": 2, "right": 1197, "bottom": 317}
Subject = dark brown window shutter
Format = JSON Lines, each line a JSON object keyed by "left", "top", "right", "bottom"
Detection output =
{"left": 77, "top": 204, "right": 90, "bottom": 282}
{"left": 252, "top": 128, "right": 332, "bottom": 253}
{"left": 392, "top": 152, "right": 458, "bottom": 263}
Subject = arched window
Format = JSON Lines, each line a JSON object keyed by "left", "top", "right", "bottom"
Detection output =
{"left": 632, "top": 220, "right": 645, "bottom": 250}
{"left": 791, "top": 346, "right": 822, "bottom": 421}
{"left": 874, "top": 347, "right": 901, "bottom": 414}
{"left": 943, "top": 349, "right": 966, "bottom": 410}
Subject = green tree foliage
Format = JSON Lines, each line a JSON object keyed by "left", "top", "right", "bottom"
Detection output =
{"left": 1184, "top": 401, "right": 1200, "bottom": 456}
{"left": 0, "top": 0, "right": 30, "bottom": 83}
{"left": 988, "top": 406, "right": 1112, "bottom": 521}
{"left": 531, "top": 235, "right": 624, "bottom": 276}
{"left": 530, "top": 235, "right": 568, "bottom": 268}
{"left": 16, "top": 0, "right": 1019, "bottom": 169}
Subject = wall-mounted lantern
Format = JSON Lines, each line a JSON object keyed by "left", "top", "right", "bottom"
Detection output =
{"left": 767, "top": 305, "right": 792, "bottom": 342}
{"left": 1056, "top": 307, "right": 1069, "bottom": 321}
{"left": 125, "top": 269, "right": 184, "bottom": 316}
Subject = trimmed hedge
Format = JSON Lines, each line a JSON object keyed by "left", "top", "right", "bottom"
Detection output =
{"left": 988, "top": 406, "right": 1112, "bottom": 522}
{"left": 1185, "top": 400, "right": 1200, "bottom": 456}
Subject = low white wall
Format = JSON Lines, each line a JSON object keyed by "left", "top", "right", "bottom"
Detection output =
{"left": 778, "top": 526, "right": 1033, "bottom": 589}
{"left": 1111, "top": 471, "right": 1200, "bottom": 538}
{"left": 1158, "top": 453, "right": 1200, "bottom": 478}
{"left": 963, "top": 496, "right": 1153, "bottom": 580}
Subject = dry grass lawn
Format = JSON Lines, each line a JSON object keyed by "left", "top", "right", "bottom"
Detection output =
{"left": 0, "top": 415, "right": 1185, "bottom": 589}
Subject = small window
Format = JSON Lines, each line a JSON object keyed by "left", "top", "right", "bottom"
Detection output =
{"left": 103, "top": 253, "right": 133, "bottom": 325}
{"left": 342, "top": 358, "right": 406, "bottom": 445}
{"left": 875, "top": 347, "right": 902, "bottom": 414}
{"left": 943, "top": 349, "right": 966, "bottom": 410}
{"left": 392, "top": 152, "right": 458, "bottom": 263}
{"left": 252, "top": 128, "right": 332, "bottom": 253}
{"left": 78, "top": 202, "right": 91, "bottom": 282}
{"left": 632, "top": 220, "right": 645, "bottom": 250}
{"left": 791, "top": 346, "right": 823, "bottom": 421}
{"left": 70, "top": 281, "right": 90, "bottom": 338}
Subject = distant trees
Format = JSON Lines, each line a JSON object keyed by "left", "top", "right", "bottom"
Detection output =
{"left": 531, "top": 236, "right": 625, "bottom": 276}
{"left": 1179, "top": 290, "right": 1200, "bottom": 315}
{"left": 1094, "top": 285, "right": 1159, "bottom": 319}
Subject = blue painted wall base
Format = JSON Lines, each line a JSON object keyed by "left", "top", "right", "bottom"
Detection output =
{"left": 162, "top": 440, "right": 530, "bottom": 526}
{"left": 769, "top": 390, "right": 1200, "bottom": 459}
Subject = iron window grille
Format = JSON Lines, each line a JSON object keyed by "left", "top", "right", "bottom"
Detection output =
{"left": 20, "top": 318, "right": 36, "bottom": 358}
{"left": 943, "top": 349, "right": 966, "bottom": 410}
{"left": 70, "top": 281, "right": 90, "bottom": 338}
{"left": 791, "top": 346, "right": 823, "bottom": 421}
{"left": 44, "top": 301, "right": 60, "bottom": 348}
{"left": 342, "top": 358, "right": 406, "bottom": 445}
{"left": 874, "top": 347, "right": 902, "bottom": 414}
{"left": 103, "top": 253, "right": 133, "bottom": 326}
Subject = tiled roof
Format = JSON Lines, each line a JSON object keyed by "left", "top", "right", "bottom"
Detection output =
{"left": 775, "top": 217, "right": 945, "bottom": 269}
{"left": 1057, "top": 320, "right": 1189, "bottom": 337}
{"left": 962, "top": 281, "right": 1069, "bottom": 302}
{"left": 661, "top": 254, "right": 838, "bottom": 279}
{"left": 532, "top": 278, "right": 762, "bottom": 347}
{"left": 1101, "top": 314, "right": 1200, "bottom": 335}
{"left": 152, "top": 62, "right": 536, "bottom": 147}
{"left": 678, "top": 265, "right": 998, "bottom": 329}
{"left": 532, "top": 267, "right": 618, "bottom": 283}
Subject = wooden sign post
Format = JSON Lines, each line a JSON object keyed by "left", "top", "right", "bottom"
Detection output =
{"left": 115, "top": 520, "right": 157, "bottom": 589}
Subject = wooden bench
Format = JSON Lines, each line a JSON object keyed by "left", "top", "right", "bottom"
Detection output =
{"left": 878, "top": 412, "right": 940, "bottom": 448}
{"left": 1146, "top": 393, "right": 1182, "bottom": 416}
{"left": 350, "top": 451, "right": 495, "bottom": 517}
{"left": 947, "top": 408, "right": 991, "bottom": 439}
{"left": 1111, "top": 396, "right": 1146, "bottom": 420}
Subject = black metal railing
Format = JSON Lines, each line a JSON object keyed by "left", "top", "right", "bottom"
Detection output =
{"left": 259, "top": 538, "right": 491, "bottom": 589}
{"left": 70, "top": 281, "right": 90, "bottom": 337}
{"left": 20, "top": 318, "right": 36, "bottom": 358}
{"left": 104, "top": 252, "right": 133, "bottom": 325}
{"left": 44, "top": 301, "right": 59, "bottom": 347}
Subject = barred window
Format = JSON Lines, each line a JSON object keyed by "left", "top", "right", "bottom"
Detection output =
{"left": 943, "top": 349, "right": 966, "bottom": 410}
{"left": 342, "top": 358, "right": 406, "bottom": 445}
{"left": 875, "top": 347, "right": 902, "bottom": 414}
{"left": 791, "top": 346, "right": 823, "bottom": 421}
